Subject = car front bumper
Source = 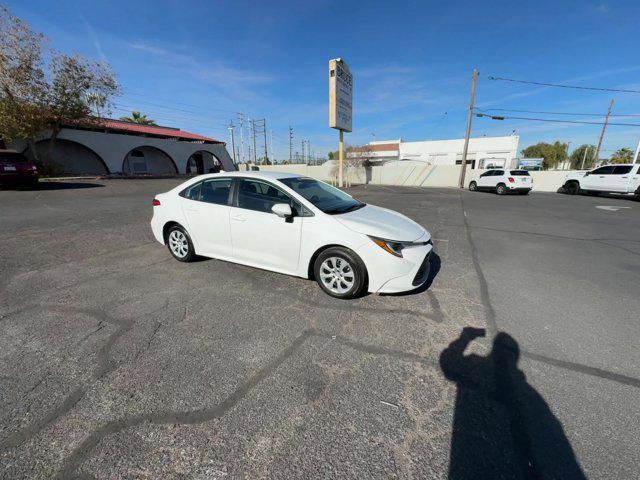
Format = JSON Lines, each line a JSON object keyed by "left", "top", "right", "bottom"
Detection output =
{"left": 356, "top": 232, "right": 434, "bottom": 294}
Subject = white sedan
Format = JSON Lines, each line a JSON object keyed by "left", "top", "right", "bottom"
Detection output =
{"left": 150, "top": 171, "right": 433, "bottom": 298}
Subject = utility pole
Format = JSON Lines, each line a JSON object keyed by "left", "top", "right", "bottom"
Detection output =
{"left": 262, "top": 119, "right": 269, "bottom": 164}
{"left": 301, "top": 140, "right": 305, "bottom": 164}
{"left": 633, "top": 138, "right": 640, "bottom": 164}
{"left": 228, "top": 121, "right": 237, "bottom": 164}
{"left": 564, "top": 141, "right": 571, "bottom": 170}
{"left": 580, "top": 146, "right": 590, "bottom": 170}
{"left": 289, "top": 126, "right": 293, "bottom": 162}
{"left": 269, "top": 129, "right": 274, "bottom": 164}
{"left": 249, "top": 119, "right": 257, "bottom": 164}
{"left": 593, "top": 99, "right": 614, "bottom": 168}
{"left": 237, "top": 113, "right": 245, "bottom": 163}
{"left": 458, "top": 68, "right": 478, "bottom": 189}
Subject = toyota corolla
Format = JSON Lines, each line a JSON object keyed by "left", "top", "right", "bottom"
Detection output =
{"left": 151, "top": 172, "right": 433, "bottom": 298}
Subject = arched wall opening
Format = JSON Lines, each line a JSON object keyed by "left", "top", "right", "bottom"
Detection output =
{"left": 186, "top": 150, "right": 222, "bottom": 174}
{"left": 122, "top": 146, "right": 177, "bottom": 175}
{"left": 24, "top": 139, "right": 109, "bottom": 175}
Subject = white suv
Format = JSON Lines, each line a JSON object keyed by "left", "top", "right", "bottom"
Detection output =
{"left": 468, "top": 169, "right": 533, "bottom": 195}
{"left": 563, "top": 164, "right": 640, "bottom": 197}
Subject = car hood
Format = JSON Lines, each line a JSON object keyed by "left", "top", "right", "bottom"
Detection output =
{"left": 334, "top": 204, "right": 427, "bottom": 242}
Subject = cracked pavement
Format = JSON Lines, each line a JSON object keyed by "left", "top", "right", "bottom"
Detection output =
{"left": 1, "top": 180, "right": 638, "bottom": 479}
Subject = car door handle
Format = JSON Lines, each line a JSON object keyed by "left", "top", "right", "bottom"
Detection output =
{"left": 231, "top": 215, "right": 246, "bottom": 222}
{"left": 622, "top": 176, "right": 628, "bottom": 179}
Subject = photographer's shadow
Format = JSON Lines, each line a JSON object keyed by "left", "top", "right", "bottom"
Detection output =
{"left": 440, "top": 328, "right": 587, "bottom": 479}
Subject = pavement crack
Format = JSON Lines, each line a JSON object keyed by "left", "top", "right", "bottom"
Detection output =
{"left": 53, "top": 328, "right": 315, "bottom": 479}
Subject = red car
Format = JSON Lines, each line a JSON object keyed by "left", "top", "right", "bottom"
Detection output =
{"left": 0, "top": 150, "right": 39, "bottom": 187}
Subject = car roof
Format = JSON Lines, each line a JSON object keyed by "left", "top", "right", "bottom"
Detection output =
{"left": 198, "top": 170, "right": 303, "bottom": 181}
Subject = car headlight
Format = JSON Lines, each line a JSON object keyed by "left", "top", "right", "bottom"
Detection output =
{"left": 369, "top": 235, "right": 432, "bottom": 258}
{"left": 369, "top": 236, "right": 407, "bottom": 257}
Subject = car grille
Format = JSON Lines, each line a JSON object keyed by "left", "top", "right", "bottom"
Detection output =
{"left": 412, "top": 251, "right": 431, "bottom": 286}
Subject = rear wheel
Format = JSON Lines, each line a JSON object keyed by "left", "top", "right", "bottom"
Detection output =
{"left": 167, "top": 226, "right": 196, "bottom": 262}
{"left": 496, "top": 183, "right": 507, "bottom": 195}
{"left": 314, "top": 247, "right": 367, "bottom": 299}
{"left": 469, "top": 181, "right": 478, "bottom": 192}
{"left": 565, "top": 181, "right": 580, "bottom": 195}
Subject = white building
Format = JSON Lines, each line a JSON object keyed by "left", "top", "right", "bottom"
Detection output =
{"left": 8, "top": 119, "right": 235, "bottom": 175}
{"left": 351, "top": 135, "right": 519, "bottom": 170}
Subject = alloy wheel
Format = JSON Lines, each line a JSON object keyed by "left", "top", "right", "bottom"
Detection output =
{"left": 169, "top": 230, "right": 189, "bottom": 258}
{"left": 319, "top": 256, "right": 355, "bottom": 294}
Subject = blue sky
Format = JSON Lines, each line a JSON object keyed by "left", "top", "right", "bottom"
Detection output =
{"left": 6, "top": 0, "right": 640, "bottom": 160}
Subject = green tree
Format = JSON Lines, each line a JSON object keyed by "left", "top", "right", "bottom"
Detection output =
{"left": 610, "top": 147, "right": 634, "bottom": 164}
{"left": 521, "top": 141, "right": 568, "bottom": 170}
{"left": 119, "top": 111, "right": 157, "bottom": 125}
{"left": 569, "top": 144, "right": 596, "bottom": 169}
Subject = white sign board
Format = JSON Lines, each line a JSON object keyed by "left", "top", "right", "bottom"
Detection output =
{"left": 329, "top": 58, "right": 353, "bottom": 132}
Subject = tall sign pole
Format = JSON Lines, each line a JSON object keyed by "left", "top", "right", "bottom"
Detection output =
{"left": 593, "top": 99, "right": 614, "bottom": 168}
{"left": 228, "top": 121, "right": 236, "bottom": 164}
{"left": 458, "top": 68, "right": 478, "bottom": 189}
{"left": 329, "top": 58, "right": 353, "bottom": 187}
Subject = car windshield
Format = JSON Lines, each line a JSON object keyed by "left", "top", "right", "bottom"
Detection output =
{"left": 279, "top": 176, "right": 365, "bottom": 214}
{"left": 510, "top": 170, "right": 530, "bottom": 176}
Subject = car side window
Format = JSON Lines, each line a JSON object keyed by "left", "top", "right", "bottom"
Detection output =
{"left": 199, "top": 178, "right": 232, "bottom": 205}
{"left": 612, "top": 165, "right": 632, "bottom": 175}
{"left": 180, "top": 181, "right": 202, "bottom": 200}
{"left": 237, "top": 179, "right": 294, "bottom": 214}
{"left": 494, "top": 170, "right": 505, "bottom": 176}
{"left": 480, "top": 171, "right": 493, "bottom": 178}
{"left": 591, "top": 166, "right": 615, "bottom": 175}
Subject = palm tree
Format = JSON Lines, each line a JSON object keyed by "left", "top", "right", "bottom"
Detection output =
{"left": 119, "top": 111, "right": 157, "bottom": 126}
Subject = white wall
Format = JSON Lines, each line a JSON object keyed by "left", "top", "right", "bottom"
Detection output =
{"left": 254, "top": 163, "right": 572, "bottom": 192}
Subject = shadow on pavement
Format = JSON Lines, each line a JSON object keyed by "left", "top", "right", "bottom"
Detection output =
{"left": 440, "top": 327, "right": 587, "bottom": 479}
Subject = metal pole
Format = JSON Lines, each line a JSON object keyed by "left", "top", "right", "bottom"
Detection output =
{"left": 339, "top": 129, "right": 344, "bottom": 187}
{"left": 289, "top": 126, "right": 293, "bottom": 162}
{"left": 593, "top": 99, "right": 614, "bottom": 168}
{"left": 458, "top": 68, "right": 478, "bottom": 188}
{"left": 580, "top": 146, "right": 589, "bottom": 170}
{"left": 633, "top": 138, "right": 640, "bottom": 164}
{"left": 237, "top": 113, "right": 244, "bottom": 163}
{"left": 262, "top": 119, "right": 268, "bottom": 164}
{"left": 228, "top": 122, "right": 236, "bottom": 164}
{"left": 251, "top": 120, "right": 257, "bottom": 164}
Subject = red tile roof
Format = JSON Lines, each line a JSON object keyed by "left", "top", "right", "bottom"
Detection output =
{"left": 67, "top": 118, "right": 223, "bottom": 143}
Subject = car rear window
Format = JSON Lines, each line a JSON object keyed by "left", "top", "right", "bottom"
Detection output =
{"left": 0, "top": 152, "right": 28, "bottom": 163}
{"left": 510, "top": 170, "right": 530, "bottom": 176}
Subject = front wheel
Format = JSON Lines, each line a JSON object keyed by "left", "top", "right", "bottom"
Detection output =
{"left": 314, "top": 247, "right": 367, "bottom": 299}
{"left": 496, "top": 183, "right": 507, "bottom": 195}
{"left": 564, "top": 181, "right": 580, "bottom": 195}
{"left": 469, "top": 181, "right": 477, "bottom": 192}
{"left": 167, "top": 226, "right": 196, "bottom": 262}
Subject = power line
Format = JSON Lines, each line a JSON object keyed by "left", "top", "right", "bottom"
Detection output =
{"left": 475, "top": 112, "right": 640, "bottom": 127}
{"left": 487, "top": 76, "right": 640, "bottom": 94}
{"left": 476, "top": 108, "right": 640, "bottom": 117}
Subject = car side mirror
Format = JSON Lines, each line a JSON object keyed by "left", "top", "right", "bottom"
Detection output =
{"left": 584, "top": 172, "right": 590, "bottom": 176}
{"left": 271, "top": 203, "right": 292, "bottom": 218}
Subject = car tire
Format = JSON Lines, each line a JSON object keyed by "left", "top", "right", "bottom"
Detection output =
{"left": 469, "top": 181, "right": 477, "bottom": 192}
{"left": 314, "top": 247, "right": 367, "bottom": 299}
{"left": 565, "top": 181, "right": 580, "bottom": 195}
{"left": 166, "top": 225, "right": 196, "bottom": 262}
{"left": 496, "top": 183, "right": 507, "bottom": 195}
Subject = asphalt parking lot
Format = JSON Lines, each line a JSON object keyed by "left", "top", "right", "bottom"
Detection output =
{"left": 1, "top": 179, "right": 639, "bottom": 479}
